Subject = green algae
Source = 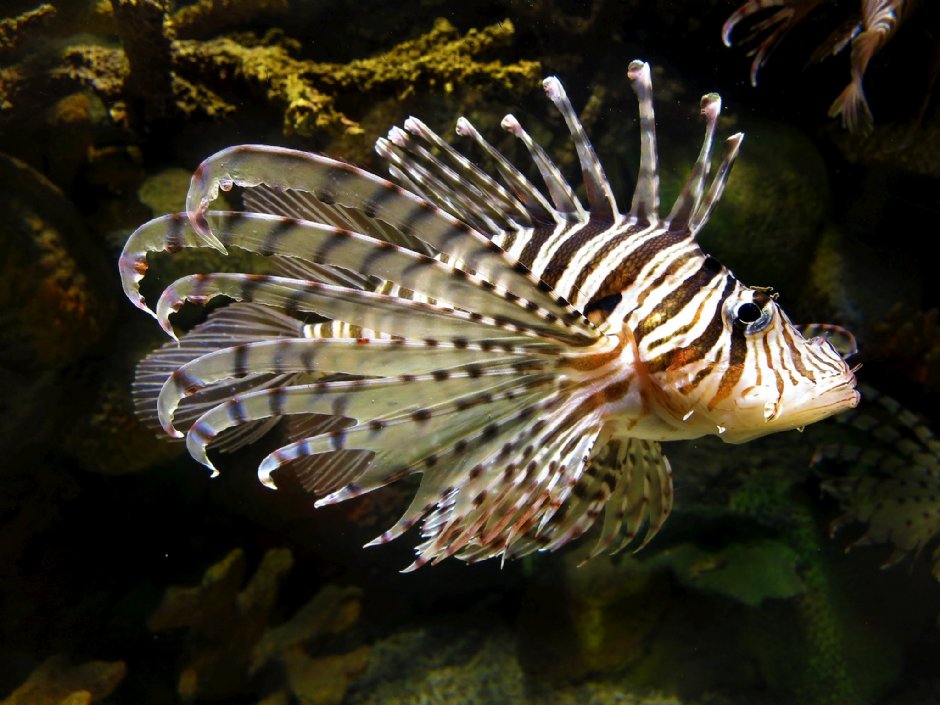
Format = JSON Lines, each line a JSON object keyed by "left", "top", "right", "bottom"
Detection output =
{"left": 649, "top": 540, "right": 806, "bottom": 607}
{"left": 729, "top": 475, "right": 900, "bottom": 705}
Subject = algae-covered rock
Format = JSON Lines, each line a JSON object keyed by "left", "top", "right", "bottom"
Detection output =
{"left": 832, "top": 108, "right": 940, "bottom": 179}
{"left": 806, "top": 222, "right": 921, "bottom": 333}
{"left": 0, "top": 654, "right": 125, "bottom": 705}
{"left": 1, "top": 8, "right": 539, "bottom": 140}
{"left": 111, "top": 0, "right": 175, "bottom": 121}
{"left": 347, "top": 614, "right": 694, "bottom": 705}
{"left": 62, "top": 348, "right": 184, "bottom": 475}
{"left": 173, "top": 17, "right": 540, "bottom": 138}
{"left": 42, "top": 90, "right": 108, "bottom": 189}
{"left": 0, "top": 152, "right": 111, "bottom": 372}
{"left": 649, "top": 540, "right": 806, "bottom": 607}
{"left": 0, "top": 152, "right": 114, "bottom": 458}
{"left": 727, "top": 472, "right": 901, "bottom": 705}
{"left": 136, "top": 166, "right": 191, "bottom": 213}
{"left": 517, "top": 553, "right": 669, "bottom": 681}
{"left": 149, "top": 547, "right": 366, "bottom": 703}
{"left": 345, "top": 622, "right": 527, "bottom": 705}
{"left": 0, "top": 4, "right": 56, "bottom": 58}
{"left": 172, "top": 0, "right": 290, "bottom": 38}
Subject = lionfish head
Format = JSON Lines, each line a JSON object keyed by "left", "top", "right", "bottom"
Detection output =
{"left": 644, "top": 284, "right": 859, "bottom": 444}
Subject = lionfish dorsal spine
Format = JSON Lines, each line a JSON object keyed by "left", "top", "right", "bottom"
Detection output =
{"left": 666, "top": 92, "right": 722, "bottom": 233}
{"left": 627, "top": 60, "right": 660, "bottom": 223}
{"left": 403, "top": 116, "right": 535, "bottom": 229}
{"left": 500, "top": 113, "right": 583, "bottom": 221}
{"left": 690, "top": 131, "right": 744, "bottom": 233}
{"left": 454, "top": 116, "right": 559, "bottom": 224}
{"left": 382, "top": 125, "right": 501, "bottom": 235}
{"left": 541, "top": 76, "right": 618, "bottom": 220}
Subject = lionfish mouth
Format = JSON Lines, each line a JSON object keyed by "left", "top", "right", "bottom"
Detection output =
{"left": 720, "top": 366, "right": 859, "bottom": 445}
{"left": 799, "top": 376, "right": 860, "bottom": 421}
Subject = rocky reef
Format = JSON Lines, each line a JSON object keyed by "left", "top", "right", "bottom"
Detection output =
{"left": 0, "top": 2, "right": 539, "bottom": 146}
{"left": 0, "top": 655, "right": 125, "bottom": 705}
{"left": 148, "top": 547, "right": 366, "bottom": 703}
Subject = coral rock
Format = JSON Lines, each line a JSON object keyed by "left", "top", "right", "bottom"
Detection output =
{"left": 0, "top": 654, "right": 125, "bottom": 705}
{"left": 149, "top": 547, "right": 366, "bottom": 703}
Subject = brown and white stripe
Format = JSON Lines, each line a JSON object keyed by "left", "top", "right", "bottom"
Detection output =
{"left": 121, "top": 60, "right": 857, "bottom": 569}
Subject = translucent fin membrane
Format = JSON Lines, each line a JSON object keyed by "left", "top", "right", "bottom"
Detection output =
{"left": 121, "top": 210, "right": 593, "bottom": 345}
{"left": 184, "top": 145, "right": 595, "bottom": 336}
{"left": 500, "top": 113, "right": 584, "bottom": 220}
{"left": 454, "top": 116, "right": 558, "bottom": 224}
{"left": 667, "top": 93, "right": 721, "bottom": 233}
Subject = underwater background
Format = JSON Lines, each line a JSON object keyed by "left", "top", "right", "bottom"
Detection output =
{"left": 2, "top": 1, "right": 940, "bottom": 703}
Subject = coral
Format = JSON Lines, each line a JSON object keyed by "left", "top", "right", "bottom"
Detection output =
{"left": 172, "top": 0, "right": 290, "bottom": 38}
{"left": 0, "top": 654, "right": 125, "bottom": 705}
{"left": 172, "top": 17, "right": 540, "bottom": 137}
{"left": 0, "top": 3, "right": 55, "bottom": 57}
{"left": 148, "top": 547, "right": 366, "bottom": 703}
{"left": 817, "top": 384, "right": 940, "bottom": 580}
{"left": 276, "top": 646, "right": 370, "bottom": 705}
{"left": 110, "top": 0, "right": 175, "bottom": 119}
{"left": 1, "top": 14, "right": 539, "bottom": 138}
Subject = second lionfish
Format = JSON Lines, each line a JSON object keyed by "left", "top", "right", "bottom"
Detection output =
{"left": 121, "top": 61, "right": 860, "bottom": 569}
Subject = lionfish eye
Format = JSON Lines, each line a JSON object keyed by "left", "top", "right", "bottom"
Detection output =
{"left": 735, "top": 302, "right": 762, "bottom": 324}
{"left": 732, "top": 300, "right": 773, "bottom": 333}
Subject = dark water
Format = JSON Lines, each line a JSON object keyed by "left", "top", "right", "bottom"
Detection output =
{"left": 1, "top": 2, "right": 939, "bottom": 704}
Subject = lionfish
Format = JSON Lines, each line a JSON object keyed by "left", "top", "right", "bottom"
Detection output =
{"left": 723, "top": 0, "right": 915, "bottom": 133}
{"left": 816, "top": 383, "right": 940, "bottom": 580}
{"left": 120, "top": 61, "right": 859, "bottom": 569}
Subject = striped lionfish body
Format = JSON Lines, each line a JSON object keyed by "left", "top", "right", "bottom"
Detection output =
{"left": 121, "top": 61, "right": 859, "bottom": 569}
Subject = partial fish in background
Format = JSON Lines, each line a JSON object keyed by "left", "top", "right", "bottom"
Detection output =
{"left": 723, "top": 0, "right": 918, "bottom": 133}
{"left": 120, "top": 61, "right": 859, "bottom": 569}
{"left": 816, "top": 383, "right": 940, "bottom": 580}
